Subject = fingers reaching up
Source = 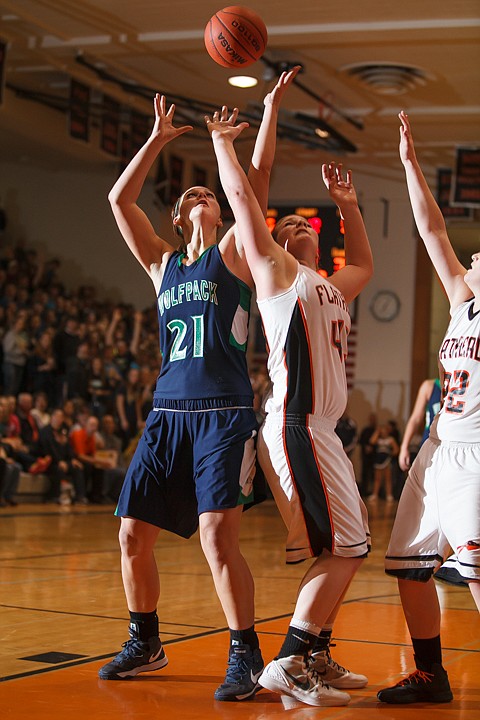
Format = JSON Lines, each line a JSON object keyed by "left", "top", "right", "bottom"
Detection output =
{"left": 398, "top": 110, "right": 417, "bottom": 165}
{"left": 205, "top": 105, "right": 250, "bottom": 141}
{"left": 264, "top": 65, "right": 301, "bottom": 107}
{"left": 152, "top": 93, "right": 193, "bottom": 141}
{"left": 322, "top": 162, "right": 358, "bottom": 208}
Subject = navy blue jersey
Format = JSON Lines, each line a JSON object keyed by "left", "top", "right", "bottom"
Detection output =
{"left": 154, "top": 245, "right": 253, "bottom": 403}
{"left": 420, "top": 377, "right": 441, "bottom": 444}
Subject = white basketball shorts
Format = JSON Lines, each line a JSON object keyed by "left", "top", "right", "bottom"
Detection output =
{"left": 385, "top": 436, "right": 480, "bottom": 581}
{"left": 258, "top": 413, "right": 370, "bottom": 563}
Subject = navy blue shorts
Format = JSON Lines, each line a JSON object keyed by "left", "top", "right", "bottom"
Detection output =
{"left": 116, "top": 398, "right": 258, "bottom": 538}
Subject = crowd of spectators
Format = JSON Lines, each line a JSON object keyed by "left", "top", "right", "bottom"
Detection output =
{"left": 3, "top": 239, "right": 379, "bottom": 507}
{"left": 0, "top": 240, "right": 162, "bottom": 506}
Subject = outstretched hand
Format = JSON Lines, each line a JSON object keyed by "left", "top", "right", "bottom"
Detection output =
{"left": 264, "top": 65, "right": 301, "bottom": 108}
{"left": 322, "top": 162, "right": 358, "bottom": 208}
{"left": 398, "top": 110, "right": 417, "bottom": 166}
{"left": 151, "top": 93, "right": 193, "bottom": 143}
{"left": 398, "top": 446, "right": 411, "bottom": 472}
{"left": 205, "top": 105, "right": 249, "bottom": 142}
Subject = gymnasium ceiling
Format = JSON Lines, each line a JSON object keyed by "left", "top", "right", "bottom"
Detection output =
{"left": 0, "top": 0, "right": 479, "bottom": 181}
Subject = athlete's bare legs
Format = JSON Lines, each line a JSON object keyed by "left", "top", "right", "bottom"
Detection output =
{"left": 199, "top": 506, "right": 255, "bottom": 629}
{"left": 398, "top": 577, "right": 441, "bottom": 638}
{"left": 98, "top": 517, "right": 166, "bottom": 681}
{"left": 199, "top": 506, "right": 263, "bottom": 702}
{"left": 468, "top": 580, "right": 480, "bottom": 611}
{"left": 119, "top": 517, "right": 161, "bottom": 611}
{"left": 294, "top": 554, "right": 363, "bottom": 625}
{"left": 371, "top": 466, "right": 393, "bottom": 500}
{"left": 321, "top": 582, "right": 352, "bottom": 626}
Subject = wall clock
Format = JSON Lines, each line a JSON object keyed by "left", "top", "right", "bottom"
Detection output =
{"left": 369, "top": 290, "right": 401, "bottom": 322}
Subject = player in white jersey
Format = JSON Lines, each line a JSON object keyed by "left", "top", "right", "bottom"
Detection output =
{"left": 207, "top": 107, "right": 373, "bottom": 707}
{"left": 377, "top": 112, "right": 480, "bottom": 706}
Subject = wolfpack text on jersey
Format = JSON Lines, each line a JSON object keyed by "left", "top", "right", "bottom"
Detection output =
{"left": 154, "top": 245, "right": 253, "bottom": 403}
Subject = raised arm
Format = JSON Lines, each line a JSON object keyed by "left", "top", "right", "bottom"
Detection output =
{"left": 218, "top": 69, "right": 299, "bottom": 280}
{"left": 207, "top": 109, "right": 296, "bottom": 299}
{"left": 248, "top": 66, "right": 300, "bottom": 215}
{"left": 105, "top": 307, "right": 122, "bottom": 347}
{"left": 129, "top": 311, "right": 143, "bottom": 357}
{"left": 108, "top": 95, "right": 192, "bottom": 289}
{"left": 398, "top": 111, "right": 468, "bottom": 308}
{"left": 398, "top": 378, "right": 434, "bottom": 471}
{"left": 323, "top": 163, "right": 373, "bottom": 303}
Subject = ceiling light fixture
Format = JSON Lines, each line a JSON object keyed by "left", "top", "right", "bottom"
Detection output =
{"left": 228, "top": 76, "right": 258, "bottom": 88}
{"left": 342, "top": 62, "right": 430, "bottom": 95}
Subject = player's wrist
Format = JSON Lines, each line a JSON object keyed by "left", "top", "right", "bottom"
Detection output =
{"left": 212, "top": 131, "right": 234, "bottom": 146}
{"left": 336, "top": 201, "right": 359, "bottom": 218}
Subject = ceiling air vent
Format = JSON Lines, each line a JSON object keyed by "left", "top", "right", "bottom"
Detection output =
{"left": 343, "top": 63, "right": 430, "bottom": 95}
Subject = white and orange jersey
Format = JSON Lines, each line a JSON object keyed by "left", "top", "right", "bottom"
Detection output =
{"left": 257, "top": 264, "right": 350, "bottom": 422}
{"left": 430, "top": 299, "right": 480, "bottom": 443}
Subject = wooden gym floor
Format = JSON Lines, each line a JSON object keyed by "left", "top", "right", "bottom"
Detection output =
{"left": 0, "top": 499, "right": 478, "bottom": 719}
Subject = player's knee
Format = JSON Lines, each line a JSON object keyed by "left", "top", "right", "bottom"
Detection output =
{"left": 118, "top": 522, "right": 150, "bottom": 559}
{"left": 200, "top": 524, "right": 235, "bottom": 565}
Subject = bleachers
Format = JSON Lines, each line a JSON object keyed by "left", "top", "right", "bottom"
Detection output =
{"left": 15, "top": 473, "right": 50, "bottom": 503}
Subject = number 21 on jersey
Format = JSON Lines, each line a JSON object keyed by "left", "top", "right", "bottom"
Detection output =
{"left": 167, "top": 315, "right": 204, "bottom": 361}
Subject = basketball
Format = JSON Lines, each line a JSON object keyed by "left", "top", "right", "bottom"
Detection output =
{"left": 204, "top": 6, "right": 268, "bottom": 69}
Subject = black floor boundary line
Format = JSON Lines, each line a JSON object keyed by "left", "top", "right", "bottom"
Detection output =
{"left": 0, "top": 534, "right": 201, "bottom": 562}
{"left": 342, "top": 592, "right": 403, "bottom": 604}
{"left": 0, "top": 564, "right": 218, "bottom": 580}
{"left": 2, "top": 600, "right": 478, "bottom": 683}
{"left": 256, "top": 631, "right": 480, "bottom": 655}
{"left": 0, "top": 613, "right": 292, "bottom": 683}
{"left": 0, "top": 509, "right": 115, "bottom": 520}
{"left": 0, "top": 566, "right": 216, "bottom": 577}
{"left": 0, "top": 549, "right": 122, "bottom": 562}
{"left": 0, "top": 604, "right": 216, "bottom": 629}
{"left": 0, "top": 564, "right": 127, "bottom": 575}
{"left": 343, "top": 592, "right": 479, "bottom": 612}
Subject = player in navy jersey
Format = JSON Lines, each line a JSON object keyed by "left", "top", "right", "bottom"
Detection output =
{"left": 98, "top": 67, "right": 300, "bottom": 702}
{"left": 207, "top": 108, "right": 373, "bottom": 706}
{"left": 377, "top": 112, "right": 480, "bottom": 705}
{"left": 398, "top": 377, "right": 441, "bottom": 472}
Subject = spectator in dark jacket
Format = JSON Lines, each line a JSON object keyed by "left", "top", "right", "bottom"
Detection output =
{"left": 39, "top": 409, "right": 87, "bottom": 504}
{"left": 65, "top": 342, "right": 91, "bottom": 401}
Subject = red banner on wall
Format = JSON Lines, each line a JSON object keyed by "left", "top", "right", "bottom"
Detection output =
{"left": 117, "top": 130, "right": 131, "bottom": 176}
{"left": 0, "top": 40, "right": 6, "bottom": 106}
{"left": 192, "top": 166, "right": 207, "bottom": 187}
{"left": 437, "top": 168, "right": 472, "bottom": 220}
{"left": 169, "top": 155, "right": 184, "bottom": 204}
{"left": 451, "top": 147, "right": 480, "bottom": 207}
{"left": 130, "top": 112, "right": 149, "bottom": 158}
{"left": 154, "top": 154, "right": 169, "bottom": 207}
{"left": 101, "top": 96, "right": 120, "bottom": 156}
{"left": 68, "top": 80, "right": 90, "bottom": 142}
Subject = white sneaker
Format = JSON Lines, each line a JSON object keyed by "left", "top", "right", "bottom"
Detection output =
{"left": 311, "top": 649, "right": 368, "bottom": 689}
{"left": 259, "top": 655, "right": 350, "bottom": 707}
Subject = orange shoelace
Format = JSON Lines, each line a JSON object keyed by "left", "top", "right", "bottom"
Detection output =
{"left": 398, "top": 668, "right": 434, "bottom": 686}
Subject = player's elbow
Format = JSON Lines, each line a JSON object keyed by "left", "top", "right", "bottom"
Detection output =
{"left": 108, "top": 187, "right": 120, "bottom": 208}
{"left": 108, "top": 190, "right": 134, "bottom": 222}
{"left": 108, "top": 180, "right": 133, "bottom": 208}
{"left": 358, "top": 259, "right": 374, "bottom": 285}
{"left": 355, "top": 265, "right": 374, "bottom": 293}
{"left": 249, "top": 166, "right": 271, "bottom": 186}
